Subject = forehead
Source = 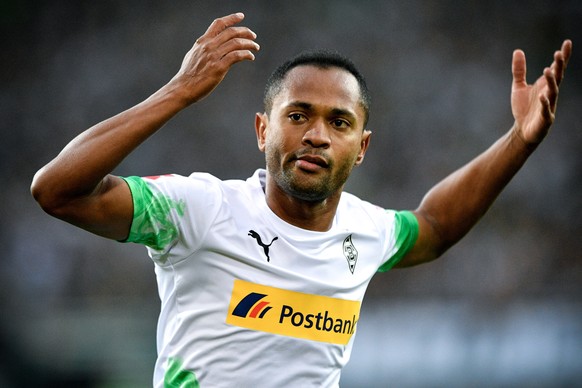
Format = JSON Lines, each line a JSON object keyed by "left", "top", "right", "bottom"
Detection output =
{"left": 274, "top": 65, "right": 363, "bottom": 115}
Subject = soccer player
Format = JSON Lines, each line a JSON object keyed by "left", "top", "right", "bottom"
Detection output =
{"left": 30, "top": 12, "right": 571, "bottom": 387}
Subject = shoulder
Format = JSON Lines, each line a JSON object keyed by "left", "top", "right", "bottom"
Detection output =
{"left": 128, "top": 172, "right": 221, "bottom": 190}
{"left": 122, "top": 173, "right": 230, "bottom": 219}
{"left": 136, "top": 172, "right": 227, "bottom": 195}
{"left": 338, "top": 191, "right": 394, "bottom": 225}
{"left": 337, "top": 191, "right": 413, "bottom": 242}
{"left": 128, "top": 171, "right": 261, "bottom": 207}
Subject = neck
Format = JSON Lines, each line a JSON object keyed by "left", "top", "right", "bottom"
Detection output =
{"left": 264, "top": 175, "right": 341, "bottom": 232}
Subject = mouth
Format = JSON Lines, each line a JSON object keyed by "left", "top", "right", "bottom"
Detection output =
{"left": 294, "top": 153, "right": 329, "bottom": 172}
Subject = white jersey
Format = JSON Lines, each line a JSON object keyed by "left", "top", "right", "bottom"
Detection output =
{"left": 122, "top": 169, "right": 418, "bottom": 387}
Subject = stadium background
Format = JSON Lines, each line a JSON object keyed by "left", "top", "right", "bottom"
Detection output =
{"left": 1, "top": 0, "right": 581, "bottom": 386}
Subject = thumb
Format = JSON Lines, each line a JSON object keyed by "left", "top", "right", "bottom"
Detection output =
{"left": 512, "top": 49, "right": 527, "bottom": 87}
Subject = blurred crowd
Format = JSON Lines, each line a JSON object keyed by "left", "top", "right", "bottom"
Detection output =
{"left": 1, "top": 1, "right": 580, "bottom": 386}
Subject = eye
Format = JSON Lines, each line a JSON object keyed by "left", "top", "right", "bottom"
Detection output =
{"left": 331, "top": 119, "right": 350, "bottom": 129}
{"left": 289, "top": 113, "right": 307, "bottom": 123}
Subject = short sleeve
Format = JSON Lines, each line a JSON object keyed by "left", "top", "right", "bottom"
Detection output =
{"left": 121, "top": 176, "right": 186, "bottom": 251}
{"left": 120, "top": 173, "right": 223, "bottom": 265}
{"left": 377, "top": 210, "right": 419, "bottom": 272}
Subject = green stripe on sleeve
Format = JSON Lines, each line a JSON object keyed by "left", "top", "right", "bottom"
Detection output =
{"left": 121, "top": 176, "right": 185, "bottom": 251}
{"left": 378, "top": 210, "right": 419, "bottom": 272}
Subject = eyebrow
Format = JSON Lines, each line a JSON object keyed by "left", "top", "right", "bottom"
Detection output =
{"left": 287, "top": 101, "right": 313, "bottom": 111}
{"left": 286, "top": 101, "right": 358, "bottom": 122}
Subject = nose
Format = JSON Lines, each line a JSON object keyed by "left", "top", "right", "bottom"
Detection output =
{"left": 302, "top": 121, "right": 331, "bottom": 148}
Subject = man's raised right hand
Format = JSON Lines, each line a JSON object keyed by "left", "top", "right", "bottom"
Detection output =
{"left": 170, "top": 12, "right": 260, "bottom": 105}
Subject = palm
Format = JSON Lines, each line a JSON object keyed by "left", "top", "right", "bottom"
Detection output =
{"left": 511, "top": 75, "right": 552, "bottom": 144}
{"left": 510, "top": 40, "right": 571, "bottom": 146}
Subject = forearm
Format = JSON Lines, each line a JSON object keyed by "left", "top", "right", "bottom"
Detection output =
{"left": 416, "top": 126, "right": 535, "bottom": 256}
{"left": 31, "top": 81, "right": 190, "bottom": 209}
{"left": 397, "top": 40, "right": 570, "bottom": 268}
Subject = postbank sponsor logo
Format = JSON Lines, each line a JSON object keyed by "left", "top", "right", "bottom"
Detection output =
{"left": 226, "top": 279, "right": 361, "bottom": 345}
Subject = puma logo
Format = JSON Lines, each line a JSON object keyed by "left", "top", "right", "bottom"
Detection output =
{"left": 248, "top": 230, "right": 278, "bottom": 262}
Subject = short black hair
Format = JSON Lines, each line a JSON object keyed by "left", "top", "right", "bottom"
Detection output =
{"left": 263, "top": 49, "right": 371, "bottom": 128}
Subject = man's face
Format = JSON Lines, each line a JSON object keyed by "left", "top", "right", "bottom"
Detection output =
{"left": 256, "top": 65, "right": 371, "bottom": 202}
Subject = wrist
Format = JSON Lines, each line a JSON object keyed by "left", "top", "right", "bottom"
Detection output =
{"left": 510, "top": 123, "right": 540, "bottom": 155}
{"left": 161, "top": 76, "right": 202, "bottom": 108}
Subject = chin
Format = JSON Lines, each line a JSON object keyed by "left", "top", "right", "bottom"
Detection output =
{"left": 287, "top": 176, "right": 336, "bottom": 202}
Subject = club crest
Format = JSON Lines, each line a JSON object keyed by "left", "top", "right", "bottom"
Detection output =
{"left": 343, "top": 234, "right": 358, "bottom": 274}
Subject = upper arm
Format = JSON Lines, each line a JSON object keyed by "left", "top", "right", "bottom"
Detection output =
{"left": 393, "top": 209, "right": 443, "bottom": 268}
{"left": 45, "top": 175, "right": 134, "bottom": 241}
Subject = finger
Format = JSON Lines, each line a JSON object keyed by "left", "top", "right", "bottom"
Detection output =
{"left": 213, "top": 26, "right": 258, "bottom": 47}
{"left": 219, "top": 37, "right": 260, "bottom": 57}
{"left": 202, "top": 12, "right": 246, "bottom": 40}
{"left": 539, "top": 92, "right": 554, "bottom": 126}
{"left": 543, "top": 67, "right": 559, "bottom": 112}
{"left": 222, "top": 49, "right": 258, "bottom": 65}
{"left": 550, "top": 50, "right": 563, "bottom": 85}
{"left": 550, "top": 39, "right": 573, "bottom": 87}
{"left": 214, "top": 34, "right": 260, "bottom": 64}
{"left": 561, "top": 39, "right": 573, "bottom": 67}
{"left": 512, "top": 49, "right": 527, "bottom": 87}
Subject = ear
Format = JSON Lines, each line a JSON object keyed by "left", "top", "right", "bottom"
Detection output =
{"left": 355, "top": 130, "right": 372, "bottom": 166}
{"left": 255, "top": 112, "right": 268, "bottom": 152}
